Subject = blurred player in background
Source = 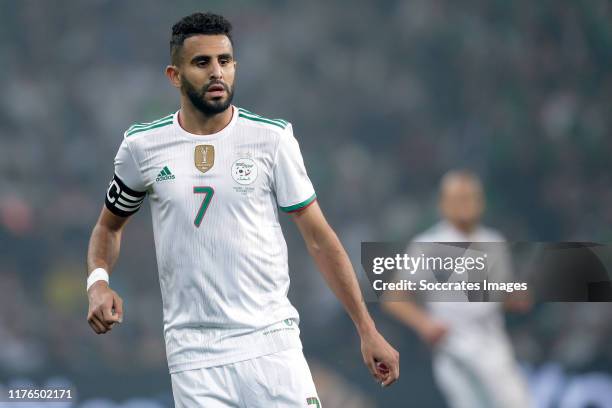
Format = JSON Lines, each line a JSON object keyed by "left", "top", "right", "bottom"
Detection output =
{"left": 85, "top": 12, "right": 398, "bottom": 407}
{"left": 384, "top": 170, "right": 531, "bottom": 408}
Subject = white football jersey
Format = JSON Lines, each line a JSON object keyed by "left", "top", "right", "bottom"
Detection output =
{"left": 410, "top": 221, "right": 512, "bottom": 329}
{"left": 105, "top": 106, "right": 316, "bottom": 373}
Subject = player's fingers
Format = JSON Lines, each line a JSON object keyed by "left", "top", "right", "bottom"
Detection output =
{"left": 113, "top": 295, "right": 124, "bottom": 323}
{"left": 88, "top": 318, "right": 101, "bottom": 334}
{"left": 102, "top": 304, "right": 120, "bottom": 325}
{"left": 382, "top": 354, "right": 400, "bottom": 387}
{"left": 90, "top": 315, "right": 108, "bottom": 334}
{"left": 395, "top": 351, "right": 400, "bottom": 375}
{"left": 87, "top": 311, "right": 101, "bottom": 332}
{"left": 376, "top": 361, "right": 390, "bottom": 374}
{"left": 95, "top": 309, "right": 113, "bottom": 330}
{"left": 382, "top": 365, "right": 398, "bottom": 387}
{"left": 382, "top": 374, "right": 398, "bottom": 387}
{"left": 366, "top": 358, "right": 382, "bottom": 382}
{"left": 96, "top": 315, "right": 112, "bottom": 333}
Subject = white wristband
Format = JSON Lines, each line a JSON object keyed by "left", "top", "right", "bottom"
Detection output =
{"left": 87, "top": 268, "right": 109, "bottom": 291}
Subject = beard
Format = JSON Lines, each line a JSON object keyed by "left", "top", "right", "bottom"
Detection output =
{"left": 181, "top": 76, "right": 234, "bottom": 116}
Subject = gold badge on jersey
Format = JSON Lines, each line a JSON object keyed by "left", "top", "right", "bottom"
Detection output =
{"left": 194, "top": 145, "right": 215, "bottom": 173}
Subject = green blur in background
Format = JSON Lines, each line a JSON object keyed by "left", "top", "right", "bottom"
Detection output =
{"left": 0, "top": 0, "right": 611, "bottom": 406}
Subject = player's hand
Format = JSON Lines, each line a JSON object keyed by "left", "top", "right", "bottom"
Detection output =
{"left": 417, "top": 319, "right": 448, "bottom": 347}
{"left": 359, "top": 328, "right": 400, "bottom": 387}
{"left": 87, "top": 281, "right": 123, "bottom": 334}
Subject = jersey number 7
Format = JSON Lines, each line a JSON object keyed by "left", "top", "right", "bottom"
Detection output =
{"left": 193, "top": 186, "right": 214, "bottom": 227}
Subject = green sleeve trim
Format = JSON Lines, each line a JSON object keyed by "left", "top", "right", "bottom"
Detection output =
{"left": 127, "top": 114, "right": 173, "bottom": 131}
{"left": 126, "top": 120, "right": 172, "bottom": 136}
{"left": 237, "top": 108, "right": 288, "bottom": 129}
{"left": 238, "top": 113, "right": 287, "bottom": 129}
{"left": 280, "top": 193, "right": 317, "bottom": 213}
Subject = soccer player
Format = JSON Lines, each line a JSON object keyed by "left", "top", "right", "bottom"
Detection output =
{"left": 384, "top": 170, "right": 531, "bottom": 408}
{"left": 86, "top": 12, "right": 399, "bottom": 407}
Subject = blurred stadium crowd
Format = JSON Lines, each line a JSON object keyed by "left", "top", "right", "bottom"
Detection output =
{"left": 1, "top": 0, "right": 611, "bottom": 406}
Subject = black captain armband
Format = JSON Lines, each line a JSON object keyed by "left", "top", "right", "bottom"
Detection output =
{"left": 105, "top": 174, "right": 146, "bottom": 217}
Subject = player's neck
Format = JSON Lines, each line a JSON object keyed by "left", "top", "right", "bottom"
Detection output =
{"left": 448, "top": 220, "right": 478, "bottom": 236}
{"left": 178, "top": 104, "right": 233, "bottom": 135}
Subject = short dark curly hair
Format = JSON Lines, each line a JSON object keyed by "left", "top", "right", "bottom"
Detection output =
{"left": 170, "top": 12, "right": 233, "bottom": 65}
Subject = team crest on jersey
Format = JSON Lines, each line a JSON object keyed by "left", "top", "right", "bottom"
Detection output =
{"left": 194, "top": 145, "right": 215, "bottom": 173}
{"left": 231, "top": 158, "right": 258, "bottom": 185}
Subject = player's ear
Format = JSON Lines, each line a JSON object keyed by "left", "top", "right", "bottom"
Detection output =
{"left": 165, "top": 65, "right": 181, "bottom": 89}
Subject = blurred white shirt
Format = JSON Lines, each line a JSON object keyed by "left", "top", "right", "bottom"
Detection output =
{"left": 410, "top": 220, "right": 512, "bottom": 332}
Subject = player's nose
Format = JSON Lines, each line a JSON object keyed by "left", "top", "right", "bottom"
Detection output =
{"left": 209, "top": 60, "right": 223, "bottom": 79}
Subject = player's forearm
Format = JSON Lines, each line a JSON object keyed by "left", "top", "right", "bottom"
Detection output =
{"left": 383, "top": 301, "right": 430, "bottom": 332}
{"left": 306, "top": 229, "right": 376, "bottom": 334}
{"left": 87, "top": 223, "right": 122, "bottom": 275}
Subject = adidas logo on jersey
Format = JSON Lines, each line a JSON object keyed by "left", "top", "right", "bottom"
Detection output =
{"left": 156, "top": 166, "right": 176, "bottom": 182}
